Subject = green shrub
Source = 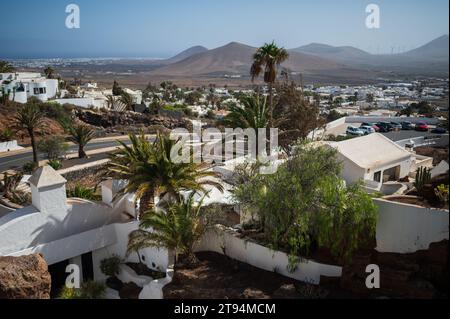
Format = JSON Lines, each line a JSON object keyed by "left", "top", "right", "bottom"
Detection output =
{"left": 66, "top": 184, "right": 101, "bottom": 201}
{"left": 48, "top": 159, "right": 62, "bottom": 170}
{"left": 100, "top": 255, "right": 122, "bottom": 277}
{"left": 38, "top": 136, "right": 69, "bottom": 160}
{"left": 435, "top": 184, "right": 449, "bottom": 205}
{"left": 232, "top": 141, "right": 378, "bottom": 265}
{"left": 0, "top": 128, "right": 13, "bottom": 142}
{"left": 58, "top": 281, "right": 106, "bottom": 299}
{"left": 22, "top": 162, "right": 38, "bottom": 174}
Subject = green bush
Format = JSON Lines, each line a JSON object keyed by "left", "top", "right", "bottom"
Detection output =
{"left": 22, "top": 162, "right": 38, "bottom": 174}
{"left": 100, "top": 255, "right": 122, "bottom": 277}
{"left": 0, "top": 128, "right": 14, "bottom": 142}
{"left": 66, "top": 184, "right": 101, "bottom": 201}
{"left": 48, "top": 159, "right": 62, "bottom": 170}
{"left": 38, "top": 136, "right": 69, "bottom": 160}
{"left": 58, "top": 281, "right": 106, "bottom": 299}
{"left": 232, "top": 141, "right": 378, "bottom": 265}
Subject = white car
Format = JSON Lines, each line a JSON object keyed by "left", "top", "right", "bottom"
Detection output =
{"left": 359, "top": 126, "right": 376, "bottom": 135}
{"left": 346, "top": 126, "right": 365, "bottom": 137}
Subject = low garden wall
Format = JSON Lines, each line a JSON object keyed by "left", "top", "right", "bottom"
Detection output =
{"left": 374, "top": 197, "right": 449, "bottom": 253}
{"left": 58, "top": 159, "right": 109, "bottom": 181}
{"left": 0, "top": 141, "right": 23, "bottom": 153}
{"left": 195, "top": 225, "right": 342, "bottom": 285}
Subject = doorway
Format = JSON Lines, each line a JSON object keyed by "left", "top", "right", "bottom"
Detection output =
{"left": 81, "top": 252, "right": 94, "bottom": 282}
{"left": 48, "top": 259, "right": 70, "bottom": 298}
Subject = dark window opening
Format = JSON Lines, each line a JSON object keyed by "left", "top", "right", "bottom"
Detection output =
{"left": 81, "top": 252, "right": 94, "bottom": 282}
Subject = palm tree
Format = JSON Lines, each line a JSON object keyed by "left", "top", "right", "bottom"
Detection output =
{"left": 223, "top": 95, "right": 270, "bottom": 131}
{"left": 13, "top": 102, "right": 44, "bottom": 164}
{"left": 44, "top": 66, "right": 55, "bottom": 79}
{"left": 107, "top": 132, "right": 223, "bottom": 218}
{"left": 105, "top": 95, "right": 121, "bottom": 111}
{"left": 119, "top": 92, "right": 134, "bottom": 111}
{"left": 127, "top": 193, "right": 207, "bottom": 265}
{"left": 68, "top": 124, "right": 96, "bottom": 158}
{"left": 0, "top": 61, "right": 15, "bottom": 73}
{"left": 250, "top": 42, "right": 289, "bottom": 126}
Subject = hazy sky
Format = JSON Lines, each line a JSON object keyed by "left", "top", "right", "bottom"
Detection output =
{"left": 0, "top": 0, "right": 448, "bottom": 58}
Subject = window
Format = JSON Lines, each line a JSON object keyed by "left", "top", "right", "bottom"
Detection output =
{"left": 33, "top": 87, "right": 46, "bottom": 95}
{"left": 374, "top": 171, "right": 382, "bottom": 183}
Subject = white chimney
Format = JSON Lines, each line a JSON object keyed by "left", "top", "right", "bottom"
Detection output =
{"left": 29, "top": 166, "right": 68, "bottom": 214}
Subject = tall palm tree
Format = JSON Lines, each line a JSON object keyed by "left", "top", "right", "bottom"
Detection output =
{"left": 68, "top": 124, "right": 96, "bottom": 158}
{"left": 44, "top": 66, "right": 55, "bottom": 79}
{"left": 0, "top": 61, "right": 15, "bottom": 73}
{"left": 107, "top": 132, "right": 223, "bottom": 218}
{"left": 223, "top": 95, "right": 270, "bottom": 131}
{"left": 13, "top": 102, "right": 44, "bottom": 164}
{"left": 250, "top": 42, "right": 289, "bottom": 126}
{"left": 127, "top": 193, "right": 207, "bottom": 265}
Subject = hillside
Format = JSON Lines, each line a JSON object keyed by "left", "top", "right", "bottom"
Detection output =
{"left": 289, "top": 36, "right": 449, "bottom": 77}
{"left": 164, "top": 46, "right": 209, "bottom": 64}
{"left": 151, "top": 42, "right": 348, "bottom": 77}
{"left": 291, "top": 43, "right": 371, "bottom": 63}
{"left": 402, "top": 35, "right": 449, "bottom": 61}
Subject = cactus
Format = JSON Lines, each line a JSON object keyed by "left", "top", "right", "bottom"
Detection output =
{"left": 414, "top": 167, "right": 431, "bottom": 195}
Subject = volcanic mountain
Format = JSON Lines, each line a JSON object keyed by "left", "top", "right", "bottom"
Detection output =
{"left": 291, "top": 43, "right": 371, "bottom": 64}
{"left": 151, "top": 42, "right": 347, "bottom": 77}
{"left": 164, "top": 45, "right": 209, "bottom": 64}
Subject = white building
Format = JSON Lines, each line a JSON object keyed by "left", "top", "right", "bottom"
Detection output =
{"left": 325, "top": 134, "right": 415, "bottom": 191}
{"left": 0, "top": 166, "right": 170, "bottom": 296}
{"left": 0, "top": 73, "right": 59, "bottom": 103}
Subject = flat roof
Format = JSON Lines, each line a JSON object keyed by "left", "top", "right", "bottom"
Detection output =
{"left": 326, "top": 133, "right": 413, "bottom": 169}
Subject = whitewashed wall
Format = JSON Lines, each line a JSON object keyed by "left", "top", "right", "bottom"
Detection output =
{"left": 92, "top": 222, "right": 170, "bottom": 283}
{"left": 375, "top": 197, "right": 449, "bottom": 253}
{"left": 0, "top": 197, "right": 131, "bottom": 257}
{"left": 195, "top": 226, "right": 342, "bottom": 285}
{"left": 0, "top": 140, "right": 23, "bottom": 152}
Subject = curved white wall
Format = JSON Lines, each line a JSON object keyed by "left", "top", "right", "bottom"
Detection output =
{"left": 195, "top": 226, "right": 342, "bottom": 285}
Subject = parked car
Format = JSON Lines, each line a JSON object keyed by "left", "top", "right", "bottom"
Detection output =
{"left": 360, "top": 122, "right": 380, "bottom": 132}
{"left": 401, "top": 121, "right": 414, "bottom": 130}
{"left": 359, "top": 126, "right": 376, "bottom": 135}
{"left": 376, "top": 122, "right": 393, "bottom": 133}
{"left": 415, "top": 122, "right": 429, "bottom": 132}
{"left": 390, "top": 122, "right": 402, "bottom": 130}
{"left": 431, "top": 127, "right": 447, "bottom": 134}
{"left": 346, "top": 126, "right": 365, "bottom": 137}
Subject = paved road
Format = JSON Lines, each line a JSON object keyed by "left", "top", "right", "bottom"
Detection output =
{"left": 0, "top": 140, "right": 129, "bottom": 173}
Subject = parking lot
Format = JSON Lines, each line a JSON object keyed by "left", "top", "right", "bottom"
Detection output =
{"left": 327, "top": 122, "right": 442, "bottom": 142}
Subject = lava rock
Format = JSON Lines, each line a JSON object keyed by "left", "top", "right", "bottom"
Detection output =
{"left": 0, "top": 254, "right": 51, "bottom": 299}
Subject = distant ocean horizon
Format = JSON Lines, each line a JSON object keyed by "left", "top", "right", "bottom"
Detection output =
{"left": 0, "top": 53, "right": 172, "bottom": 61}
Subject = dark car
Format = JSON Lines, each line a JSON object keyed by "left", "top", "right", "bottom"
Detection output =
{"left": 401, "top": 121, "right": 414, "bottom": 130}
{"left": 376, "top": 122, "right": 393, "bottom": 133}
{"left": 390, "top": 122, "right": 402, "bottom": 130}
{"left": 431, "top": 127, "right": 447, "bottom": 134}
{"left": 415, "top": 122, "right": 429, "bottom": 132}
